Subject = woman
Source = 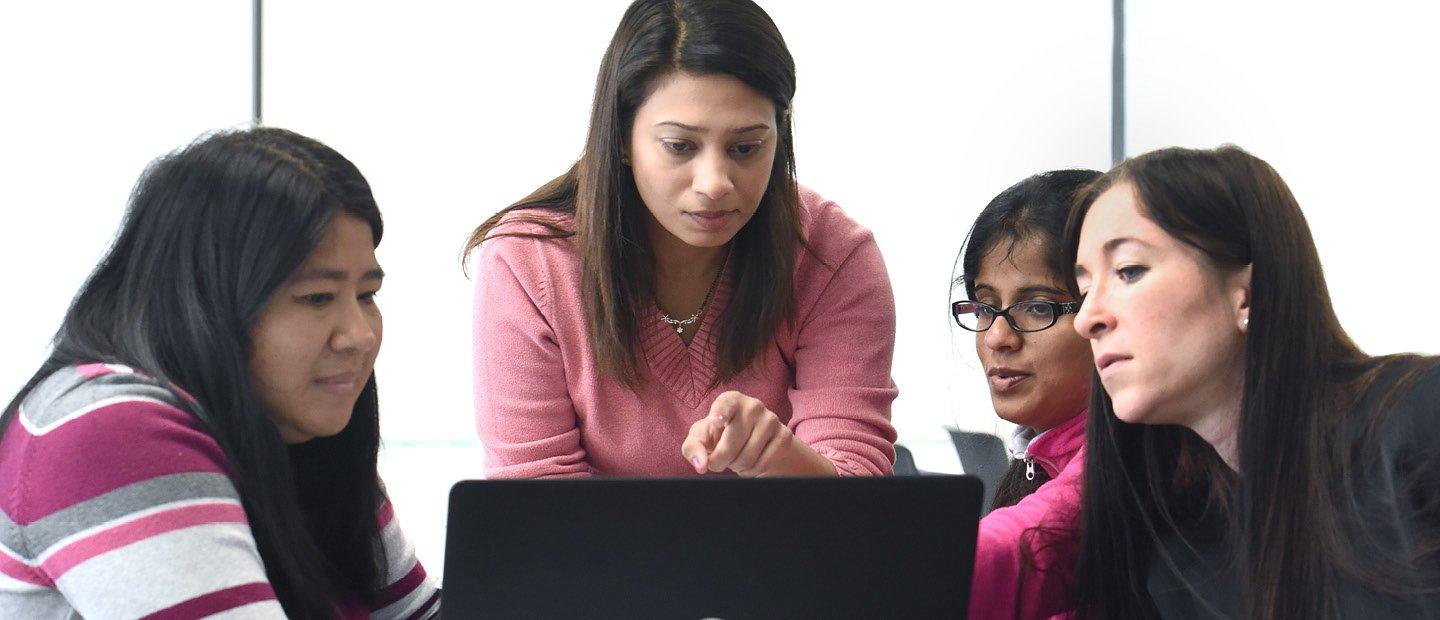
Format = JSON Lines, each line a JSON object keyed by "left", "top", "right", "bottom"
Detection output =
{"left": 0, "top": 128, "right": 439, "bottom": 618}
{"left": 464, "top": 0, "right": 897, "bottom": 478}
{"left": 954, "top": 170, "right": 1098, "bottom": 618}
{"left": 1068, "top": 145, "right": 1440, "bottom": 618}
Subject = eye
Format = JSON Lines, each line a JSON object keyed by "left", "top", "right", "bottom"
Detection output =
{"left": 729, "top": 141, "right": 764, "bottom": 158}
{"left": 1116, "top": 265, "right": 1148, "bottom": 283}
{"left": 298, "top": 293, "right": 333, "bottom": 306}
{"left": 661, "top": 139, "right": 696, "bottom": 155}
{"left": 359, "top": 290, "right": 380, "bottom": 304}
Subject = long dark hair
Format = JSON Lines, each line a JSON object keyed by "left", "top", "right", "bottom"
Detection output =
{"left": 954, "top": 169, "right": 1100, "bottom": 511}
{"left": 1064, "top": 145, "right": 1439, "bottom": 619}
{"left": 462, "top": 0, "right": 804, "bottom": 386}
{"left": 1, "top": 127, "right": 386, "bottom": 617}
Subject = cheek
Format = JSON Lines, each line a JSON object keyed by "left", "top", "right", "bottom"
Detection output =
{"left": 632, "top": 156, "right": 688, "bottom": 194}
{"left": 1035, "top": 332, "right": 1094, "bottom": 392}
{"left": 368, "top": 313, "right": 384, "bottom": 362}
{"left": 249, "top": 314, "right": 320, "bottom": 396}
{"left": 738, "top": 157, "right": 774, "bottom": 195}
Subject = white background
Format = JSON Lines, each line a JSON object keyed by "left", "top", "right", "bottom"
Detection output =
{"left": 3, "top": 0, "right": 1436, "bottom": 575}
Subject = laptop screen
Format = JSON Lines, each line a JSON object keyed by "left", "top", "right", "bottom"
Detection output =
{"left": 442, "top": 476, "right": 981, "bottom": 619}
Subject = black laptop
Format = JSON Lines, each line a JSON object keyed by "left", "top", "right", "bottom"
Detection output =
{"left": 441, "top": 476, "right": 983, "bottom": 619}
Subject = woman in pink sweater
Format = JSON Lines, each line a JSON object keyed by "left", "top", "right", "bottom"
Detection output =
{"left": 463, "top": 0, "right": 897, "bottom": 479}
{"left": 953, "top": 170, "right": 1100, "bottom": 618}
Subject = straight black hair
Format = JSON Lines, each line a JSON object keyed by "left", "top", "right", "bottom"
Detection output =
{"left": 2, "top": 127, "right": 386, "bottom": 618}
{"left": 953, "top": 169, "right": 1101, "bottom": 511}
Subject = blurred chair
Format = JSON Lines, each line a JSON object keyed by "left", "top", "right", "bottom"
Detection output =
{"left": 893, "top": 443, "right": 921, "bottom": 476}
{"left": 945, "top": 427, "right": 1008, "bottom": 514}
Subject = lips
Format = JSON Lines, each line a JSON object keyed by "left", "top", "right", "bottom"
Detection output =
{"left": 314, "top": 373, "right": 361, "bottom": 395}
{"left": 986, "top": 367, "right": 1032, "bottom": 392}
{"left": 684, "top": 210, "right": 738, "bottom": 231}
{"left": 1094, "top": 353, "right": 1132, "bottom": 376}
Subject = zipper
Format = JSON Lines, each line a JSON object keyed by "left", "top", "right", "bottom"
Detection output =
{"left": 1025, "top": 457, "right": 1036, "bottom": 481}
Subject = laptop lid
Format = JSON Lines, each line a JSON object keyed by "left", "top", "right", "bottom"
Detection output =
{"left": 442, "top": 476, "right": 982, "bottom": 619}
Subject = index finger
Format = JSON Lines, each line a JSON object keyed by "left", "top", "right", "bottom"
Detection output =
{"left": 681, "top": 415, "right": 724, "bottom": 473}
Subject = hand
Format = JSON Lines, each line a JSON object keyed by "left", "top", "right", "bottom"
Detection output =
{"left": 680, "top": 391, "right": 837, "bottom": 477}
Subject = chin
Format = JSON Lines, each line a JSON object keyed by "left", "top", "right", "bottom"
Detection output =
{"left": 1107, "top": 392, "right": 1155, "bottom": 425}
{"left": 310, "top": 412, "right": 356, "bottom": 438}
{"left": 990, "top": 400, "right": 1030, "bottom": 427}
{"left": 672, "top": 225, "right": 738, "bottom": 248}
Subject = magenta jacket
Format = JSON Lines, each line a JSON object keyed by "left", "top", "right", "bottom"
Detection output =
{"left": 969, "top": 411, "right": 1086, "bottom": 619}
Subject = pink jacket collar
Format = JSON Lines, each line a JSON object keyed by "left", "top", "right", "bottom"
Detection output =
{"left": 1021, "top": 411, "right": 1087, "bottom": 478}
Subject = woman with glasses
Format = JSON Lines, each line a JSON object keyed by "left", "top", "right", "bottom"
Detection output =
{"left": 1069, "top": 146, "right": 1440, "bottom": 618}
{"left": 462, "top": 0, "right": 897, "bottom": 479}
{"left": 954, "top": 169, "right": 1100, "bottom": 618}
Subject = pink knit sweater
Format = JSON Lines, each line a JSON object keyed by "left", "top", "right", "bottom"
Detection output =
{"left": 471, "top": 186, "right": 898, "bottom": 478}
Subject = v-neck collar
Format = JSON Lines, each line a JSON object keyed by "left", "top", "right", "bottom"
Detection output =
{"left": 641, "top": 265, "right": 734, "bottom": 408}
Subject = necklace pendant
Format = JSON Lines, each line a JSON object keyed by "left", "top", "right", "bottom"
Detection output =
{"left": 675, "top": 326, "right": 684, "bottom": 334}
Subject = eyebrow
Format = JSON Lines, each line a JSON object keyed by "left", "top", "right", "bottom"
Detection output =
{"left": 972, "top": 283, "right": 1068, "bottom": 298}
{"left": 655, "top": 121, "right": 771, "bottom": 134}
{"left": 1103, "top": 237, "right": 1151, "bottom": 256}
{"left": 290, "top": 267, "right": 386, "bottom": 283}
{"left": 1017, "top": 284, "right": 1068, "bottom": 297}
{"left": 1075, "top": 237, "right": 1152, "bottom": 278}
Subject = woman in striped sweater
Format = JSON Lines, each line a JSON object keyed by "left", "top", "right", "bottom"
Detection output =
{"left": 0, "top": 128, "right": 439, "bottom": 618}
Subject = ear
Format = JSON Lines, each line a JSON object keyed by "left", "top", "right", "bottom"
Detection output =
{"left": 620, "top": 144, "right": 631, "bottom": 166}
{"left": 1231, "top": 263, "right": 1252, "bottom": 332}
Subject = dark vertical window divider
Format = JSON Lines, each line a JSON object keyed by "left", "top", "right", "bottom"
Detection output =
{"left": 252, "top": 0, "right": 263, "bottom": 126}
{"left": 1111, "top": 0, "right": 1126, "bottom": 165}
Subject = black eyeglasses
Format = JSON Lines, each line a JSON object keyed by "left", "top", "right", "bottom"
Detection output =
{"left": 951, "top": 299, "right": 1080, "bottom": 333}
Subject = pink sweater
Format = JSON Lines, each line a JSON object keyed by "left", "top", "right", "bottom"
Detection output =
{"left": 471, "top": 186, "right": 898, "bottom": 478}
{"left": 970, "top": 412, "right": 1086, "bottom": 619}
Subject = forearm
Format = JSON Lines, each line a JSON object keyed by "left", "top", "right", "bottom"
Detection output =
{"left": 759, "top": 438, "right": 839, "bottom": 477}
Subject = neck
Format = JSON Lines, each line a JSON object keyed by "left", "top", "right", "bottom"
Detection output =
{"left": 1029, "top": 402, "right": 1088, "bottom": 434}
{"left": 648, "top": 218, "right": 727, "bottom": 281}
{"left": 1189, "top": 374, "right": 1244, "bottom": 472}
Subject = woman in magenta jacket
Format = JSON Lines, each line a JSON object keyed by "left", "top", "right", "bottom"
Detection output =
{"left": 952, "top": 170, "right": 1100, "bottom": 618}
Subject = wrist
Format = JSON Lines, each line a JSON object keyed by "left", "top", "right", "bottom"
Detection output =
{"left": 766, "top": 439, "right": 838, "bottom": 477}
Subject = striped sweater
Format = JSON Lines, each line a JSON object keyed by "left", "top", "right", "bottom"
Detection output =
{"left": 0, "top": 363, "right": 440, "bottom": 619}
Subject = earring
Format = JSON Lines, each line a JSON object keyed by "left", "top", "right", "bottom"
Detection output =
{"left": 1242, "top": 317, "right": 1249, "bottom": 329}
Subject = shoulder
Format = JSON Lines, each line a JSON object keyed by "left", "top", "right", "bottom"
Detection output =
{"left": 473, "top": 209, "right": 577, "bottom": 278}
{"left": 471, "top": 209, "right": 579, "bottom": 307}
{"left": 15, "top": 363, "right": 194, "bottom": 432}
{"left": 795, "top": 184, "right": 878, "bottom": 267}
{"left": 490, "top": 207, "right": 575, "bottom": 238}
{"left": 1375, "top": 357, "right": 1440, "bottom": 451}
{"left": 3, "top": 364, "right": 233, "bottom": 518}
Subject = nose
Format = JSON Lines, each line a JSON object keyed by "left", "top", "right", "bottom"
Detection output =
{"left": 982, "top": 313, "right": 1022, "bottom": 352}
{"left": 692, "top": 151, "right": 734, "bottom": 203}
{"left": 331, "top": 297, "right": 380, "bottom": 355}
{"left": 1073, "top": 288, "right": 1112, "bottom": 340}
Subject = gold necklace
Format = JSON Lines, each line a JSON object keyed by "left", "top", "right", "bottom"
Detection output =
{"left": 659, "top": 247, "right": 730, "bottom": 335}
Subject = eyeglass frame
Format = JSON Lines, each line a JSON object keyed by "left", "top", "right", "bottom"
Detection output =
{"left": 950, "top": 299, "right": 1081, "bottom": 333}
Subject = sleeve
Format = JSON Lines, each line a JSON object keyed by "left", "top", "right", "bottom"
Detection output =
{"left": 12, "top": 384, "right": 286, "bottom": 618}
{"left": 786, "top": 207, "right": 900, "bottom": 477}
{"left": 969, "top": 454, "right": 1084, "bottom": 619}
{"left": 367, "top": 500, "right": 441, "bottom": 619}
{"left": 471, "top": 235, "right": 593, "bottom": 479}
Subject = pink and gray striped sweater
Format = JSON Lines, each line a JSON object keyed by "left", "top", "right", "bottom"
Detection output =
{"left": 0, "top": 363, "right": 440, "bottom": 618}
